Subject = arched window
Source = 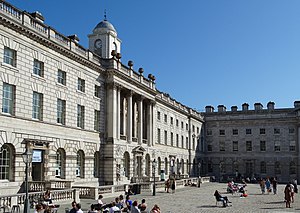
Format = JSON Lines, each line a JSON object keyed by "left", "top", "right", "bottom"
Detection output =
{"left": 56, "top": 148, "right": 66, "bottom": 178}
{"left": 0, "top": 144, "right": 14, "bottom": 180}
{"left": 260, "top": 161, "right": 266, "bottom": 174}
{"left": 275, "top": 161, "right": 281, "bottom": 175}
{"left": 76, "top": 150, "right": 85, "bottom": 178}
{"left": 94, "top": 151, "right": 100, "bottom": 177}
{"left": 290, "top": 161, "right": 296, "bottom": 175}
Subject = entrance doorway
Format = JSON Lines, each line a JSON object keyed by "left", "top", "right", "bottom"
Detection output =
{"left": 31, "top": 149, "right": 44, "bottom": 181}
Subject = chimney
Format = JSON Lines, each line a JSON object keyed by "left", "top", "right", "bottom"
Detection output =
{"left": 294, "top": 101, "right": 300, "bottom": 108}
{"left": 231, "top": 106, "right": 238, "bottom": 112}
{"left": 267, "top": 101, "right": 275, "bottom": 110}
{"left": 254, "top": 103, "right": 263, "bottom": 111}
{"left": 30, "top": 11, "right": 45, "bottom": 23}
{"left": 217, "top": 105, "right": 226, "bottom": 112}
{"left": 242, "top": 103, "right": 249, "bottom": 111}
{"left": 205, "top": 106, "right": 214, "bottom": 113}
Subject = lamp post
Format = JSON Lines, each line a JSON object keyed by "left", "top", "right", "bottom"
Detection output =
{"left": 198, "top": 162, "right": 201, "bottom": 187}
{"left": 152, "top": 159, "right": 157, "bottom": 196}
{"left": 22, "top": 147, "right": 33, "bottom": 213}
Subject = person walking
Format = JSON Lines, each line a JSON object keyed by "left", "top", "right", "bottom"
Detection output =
{"left": 171, "top": 177, "right": 176, "bottom": 193}
{"left": 272, "top": 178, "right": 278, "bottom": 195}
{"left": 259, "top": 179, "right": 266, "bottom": 194}
{"left": 284, "top": 184, "right": 292, "bottom": 208}
{"left": 265, "top": 178, "right": 271, "bottom": 194}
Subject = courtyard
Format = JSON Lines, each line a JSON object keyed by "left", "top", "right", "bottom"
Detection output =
{"left": 59, "top": 182, "right": 300, "bottom": 213}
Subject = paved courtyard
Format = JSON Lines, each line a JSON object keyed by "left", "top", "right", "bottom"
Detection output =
{"left": 59, "top": 183, "right": 300, "bottom": 213}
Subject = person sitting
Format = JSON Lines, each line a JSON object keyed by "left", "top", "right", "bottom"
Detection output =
{"left": 109, "top": 202, "right": 120, "bottom": 213}
{"left": 150, "top": 204, "right": 161, "bottom": 213}
{"left": 138, "top": 199, "right": 147, "bottom": 211}
{"left": 214, "top": 190, "right": 231, "bottom": 207}
{"left": 43, "top": 190, "right": 52, "bottom": 204}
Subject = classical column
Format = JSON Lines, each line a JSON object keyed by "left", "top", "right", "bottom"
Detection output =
{"left": 107, "top": 83, "right": 118, "bottom": 140}
{"left": 127, "top": 91, "right": 133, "bottom": 143}
{"left": 117, "top": 87, "right": 121, "bottom": 140}
{"left": 147, "top": 102, "right": 153, "bottom": 146}
{"left": 152, "top": 102, "right": 156, "bottom": 146}
{"left": 141, "top": 157, "right": 146, "bottom": 177}
{"left": 138, "top": 97, "right": 143, "bottom": 144}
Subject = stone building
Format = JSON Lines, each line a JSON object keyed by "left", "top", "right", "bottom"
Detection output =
{"left": 199, "top": 102, "right": 300, "bottom": 182}
{"left": 0, "top": 1, "right": 203, "bottom": 195}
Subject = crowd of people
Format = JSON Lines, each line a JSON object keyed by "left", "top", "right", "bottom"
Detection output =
{"left": 65, "top": 194, "right": 161, "bottom": 213}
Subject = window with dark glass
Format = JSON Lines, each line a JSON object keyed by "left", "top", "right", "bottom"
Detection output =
{"left": 33, "top": 59, "right": 44, "bottom": 77}
{"left": 3, "top": 47, "right": 16, "bottom": 67}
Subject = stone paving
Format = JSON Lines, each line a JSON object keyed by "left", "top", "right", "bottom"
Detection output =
{"left": 58, "top": 183, "right": 300, "bottom": 213}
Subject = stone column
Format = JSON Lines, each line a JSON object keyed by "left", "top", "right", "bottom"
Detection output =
{"left": 107, "top": 83, "right": 118, "bottom": 140}
{"left": 127, "top": 91, "right": 133, "bottom": 143}
{"left": 147, "top": 102, "right": 153, "bottom": 146}
{"left": 138, "top": 97, "right": 143, "bottom": 144}
{"left": 117, "top": 87, "right": 121, "bottom": 140}
{"left": 141, "top": 157, "right": 146, "bottom": 177}
{"left": 152, "top": 102, "right": 156, "bottom": 146}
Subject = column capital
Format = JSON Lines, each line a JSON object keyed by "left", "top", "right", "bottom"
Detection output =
{"left": 107, "top": 82, "right": 121, "bottom": 90}
{"left": 124, "top": 89, "right": 134, "bottom": 97}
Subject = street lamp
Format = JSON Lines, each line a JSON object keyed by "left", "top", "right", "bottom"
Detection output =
{"left": 22, "top": 148, "right": 33, "bottom": 213}
{"left": 198, "top": 162, "right": 202, "bottom": 187}
{"left": 152, "top": 159, "right": 157, "bottom": 196}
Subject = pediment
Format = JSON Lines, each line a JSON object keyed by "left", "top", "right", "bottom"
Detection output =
{"left": 132, "top": 146, "right": 146, "bottom": 153}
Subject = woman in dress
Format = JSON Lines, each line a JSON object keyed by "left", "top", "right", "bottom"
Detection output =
{"left": 284, "top": 184, "right": 292, "bottom": 208}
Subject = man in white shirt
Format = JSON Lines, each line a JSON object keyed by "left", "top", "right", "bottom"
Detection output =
{"left": 109, "top": 202, "right": 120, "bottom": 213}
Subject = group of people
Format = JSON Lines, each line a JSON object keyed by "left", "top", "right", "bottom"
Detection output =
{"left": 259, "top": 177, "right": 278, "bottom": 194}
{"left": 79, "top": 194, "right": 161, "bottom": 213}
{"left": 164, "top": 177, "right": 176, "bottom": 193}
{"left": 33, "top": 190, "right": 60, "bottom": 213}
{"left": 284, "top": 180, "right": 298, "bottom": 208}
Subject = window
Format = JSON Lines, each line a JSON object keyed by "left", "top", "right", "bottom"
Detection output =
{"left": 246, "top": 141, "right": 252, "bottom": 151}
{"left": 260, "top": 128, "right": 265, "bottom": 134}
{"left": 170, "top": 132, "right": 174, "bottom": 146}
{"left": 246, "top": 129, "right": 252, "bottom": 135}
{"left": 232, "top": 141, "right": 238, "bottom": 151}
{"left": 164, "top": 131, "right": 167, "bottom": 145}
{"left": 186, "top": 137, "right": 188, "bottom": 149}
{"left": 197, "top": 127, "right": 199, "bottom": 134}
{"left": 3, "top": 47, "right": 16, "bottom": 67}
{"left": 2, "top": 83, "right": 15, "bottom": 115}
{"left": 192, "top": 137, "right": 195, "bottom": 150}
{"left": 208, "top": 161, "right": 213, "bottom": 173}
{"left": 94, "top": 110, "right": 100, "bottom": 131}
{"left": 77, "top": 104, "right": 85, "bottom": 128}
{"left": 290, "top": 162, "right": 296, "bottom": 175}
{"left": 32, "top": 92, "right": 43, "bottom": 120}
{"left": 219, "top": 129, "right": 225, "bottom": 136}
{"left": 56, "top": 149, "right": 65, "bottom": 178}
{"left": 176, "top": 119, "right": 179, "bottom": 127}
{"left": 94, "top": 85, "right": 101, "bottom": 98}
{"left": 181, "top": 136, "right": 184, "bottom": 148}
{"left": 192, "top": 125, "right": 195, "bottom": 132}
{"left": 232, "top": 129, "right": 238, "bottom": 135}
{"left": 176, "top": 134, "right": 179, "bottom": 147}
{"left": 181, "top": 121, "right": 184, "bottom": 129}
{"left": 57, "top": 69, "right": 66, "bottom": 85}
{"left": 157, "top": 111, "right": 161, "bottom": 120}
{"left": 274, "top": 141, "right": 280, "bottom": 151}
{"left": 274, "top": 161, "right": 281, "bottom": 175}
{"left": 77, "top": 78, "right": 85, "bottom": 92}
{"left": 57, "top": 99, "right": 66, "bottom": 125}
{"left": 289, "top": 128, "right": 295, "bottom": 134}
{"left": 219, "top": 141, "right": 225, "bottom": 151}
{"left": 170, "top": 117, "right": 173, "bottom": 125}
{"left": 76, "top": 150, "right": 85, "bottom": 178}
{"left": 260, "top": 141, "right": 266, "bottom": 151}
{"left": 186, "top": 123, "right": 188, "bottom": 130}
{"left": 274, "top": 128, "right": 280, "bottom": 134}
{"left": 164, "top": 114, "right": 167, "bottom": 123}
{"left": 207, "top": 144, "right": 212, "bottom": 152}
{"left": 290, "top": 141, "right": 296, "bottom": 151}
{"left": 260, "top": 161, "right": 266, "bottom": 174}
{"left": 0, "top": 144, "right": 13, "bottom": 180}
{"left": 33, "top": 59, "right": 44, "bottom": 77}
{"left": 206, "top": 129, "right": 212, "bottom": 136}
{"left": 157, "top": 128, "right": 161, "bottom": 144}
{"left": 94, "top": 152, "right": 100, "bottom": 177}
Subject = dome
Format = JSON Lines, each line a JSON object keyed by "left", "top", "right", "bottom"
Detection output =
{"left": 93, "top": 20, "right": 117, "bottom": 34}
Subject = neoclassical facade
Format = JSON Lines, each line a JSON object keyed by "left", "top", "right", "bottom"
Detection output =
{"left": 0, "top": 1, "right": 203, "bottom": 195}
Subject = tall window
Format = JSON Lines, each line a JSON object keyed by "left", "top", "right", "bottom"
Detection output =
{"left": 275, "top": 161, "right": 281, "bottom": 175}
{"left": 232, "top": 141, "right": 238, "bottom": 151}
{"left": 77, "top": 78, "right": 85, "bottom": 92}
{"left": 2, "top": 83, "right": 15, "bottom": 115}
{"left": 246, "top": 129, "right": 252, "bottom": 135}
{"left": 164, "top": 114, "right": 167, "bottom": 123}
{"left": 260, "top": 128, "right": 265, "bottom": 134}
{"left": 3, "top": 47, "right": 16, "bottom": 67}
{"left": 206, "top": 129, "right": 212, "bottom": 136}
{"left": 260, "top": 141, "right": 266, "bottom": 151}
{"left": 181, "top": 121, "right": 183, "bottom": 129}
{"left": 232, "top": 129, "right": 238, "bottom": 135}
{"left": 274, "top": 141, "right": 280, "bottom": 151}
{"left": 94, "top": 85, "right": 101, "bottom": 98}
{"left": 290, "top": 162, "right": 296, "bottom": 175}
{"left": 290, "top": 141, "right": 296, "bottom": 151}
{"left": 260, "top": 161, "right": 266, "bottom": 174}
{"left": 176, "top": 134, "right": 179, "bottom": 147}
{"left": 186, "top": 137, "right": 188, "bottom": 149}
{"left": 170, "top": 132, "right": 174, "bottom": 146}
{"left": 76, "top": 150, "right": 84, "bottom": 178}
{"left": 94, "top": 110, "right": 100, "bottom": 131}
{"left": 164, "top": 130, "right": 167, "bottom": 145}
{"left": 0, "top": 144, "right": 13, "bottom": 180}
{"left": 246, "top": 141, "right": 252, "bottom": 151}
{"left": 94, "top": 152, "right": 100, "bottom": 177}
{"left": 207, "top": 143, "right": 212, "bottom": 152}
{"left": 57, "top": 69, "right": 66, "bottom": 85}
{"left": 219, "top": 141, "right": 225, "bottom": 151}
{"left": 170, "top": 117, "right": 173, "bottom": 125}
{"left": 56, "top": 149, "right": 65, "bottom": 178}
{"left": 77, "top": 105, "right": 85, "bottom": 128}
{"left": 57, "top": 99, "right": 66, "bottom": 125}
{"left": 157, "top": 111, "right": 160, "bottom": 120}
{"left": 157, "top": 128, "right": 161, "bottom": 144}
{"left": 274, "top": 128, "right": 280, "bottom": 134}
{"left": 33, "top": 59, "right": 44, "bottom": 77}
{"left": 32, "top": 92, "right": 43, "bottom": 120}
{"left": 176, "top": 119, "right": 179, "bottom": 127}
{"left": 181, "top": 136, "right": 184, "bottom": 148}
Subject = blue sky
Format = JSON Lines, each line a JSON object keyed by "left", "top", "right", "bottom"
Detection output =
{"left": 7, "top": 0, "right": 300, "bottom": 111}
